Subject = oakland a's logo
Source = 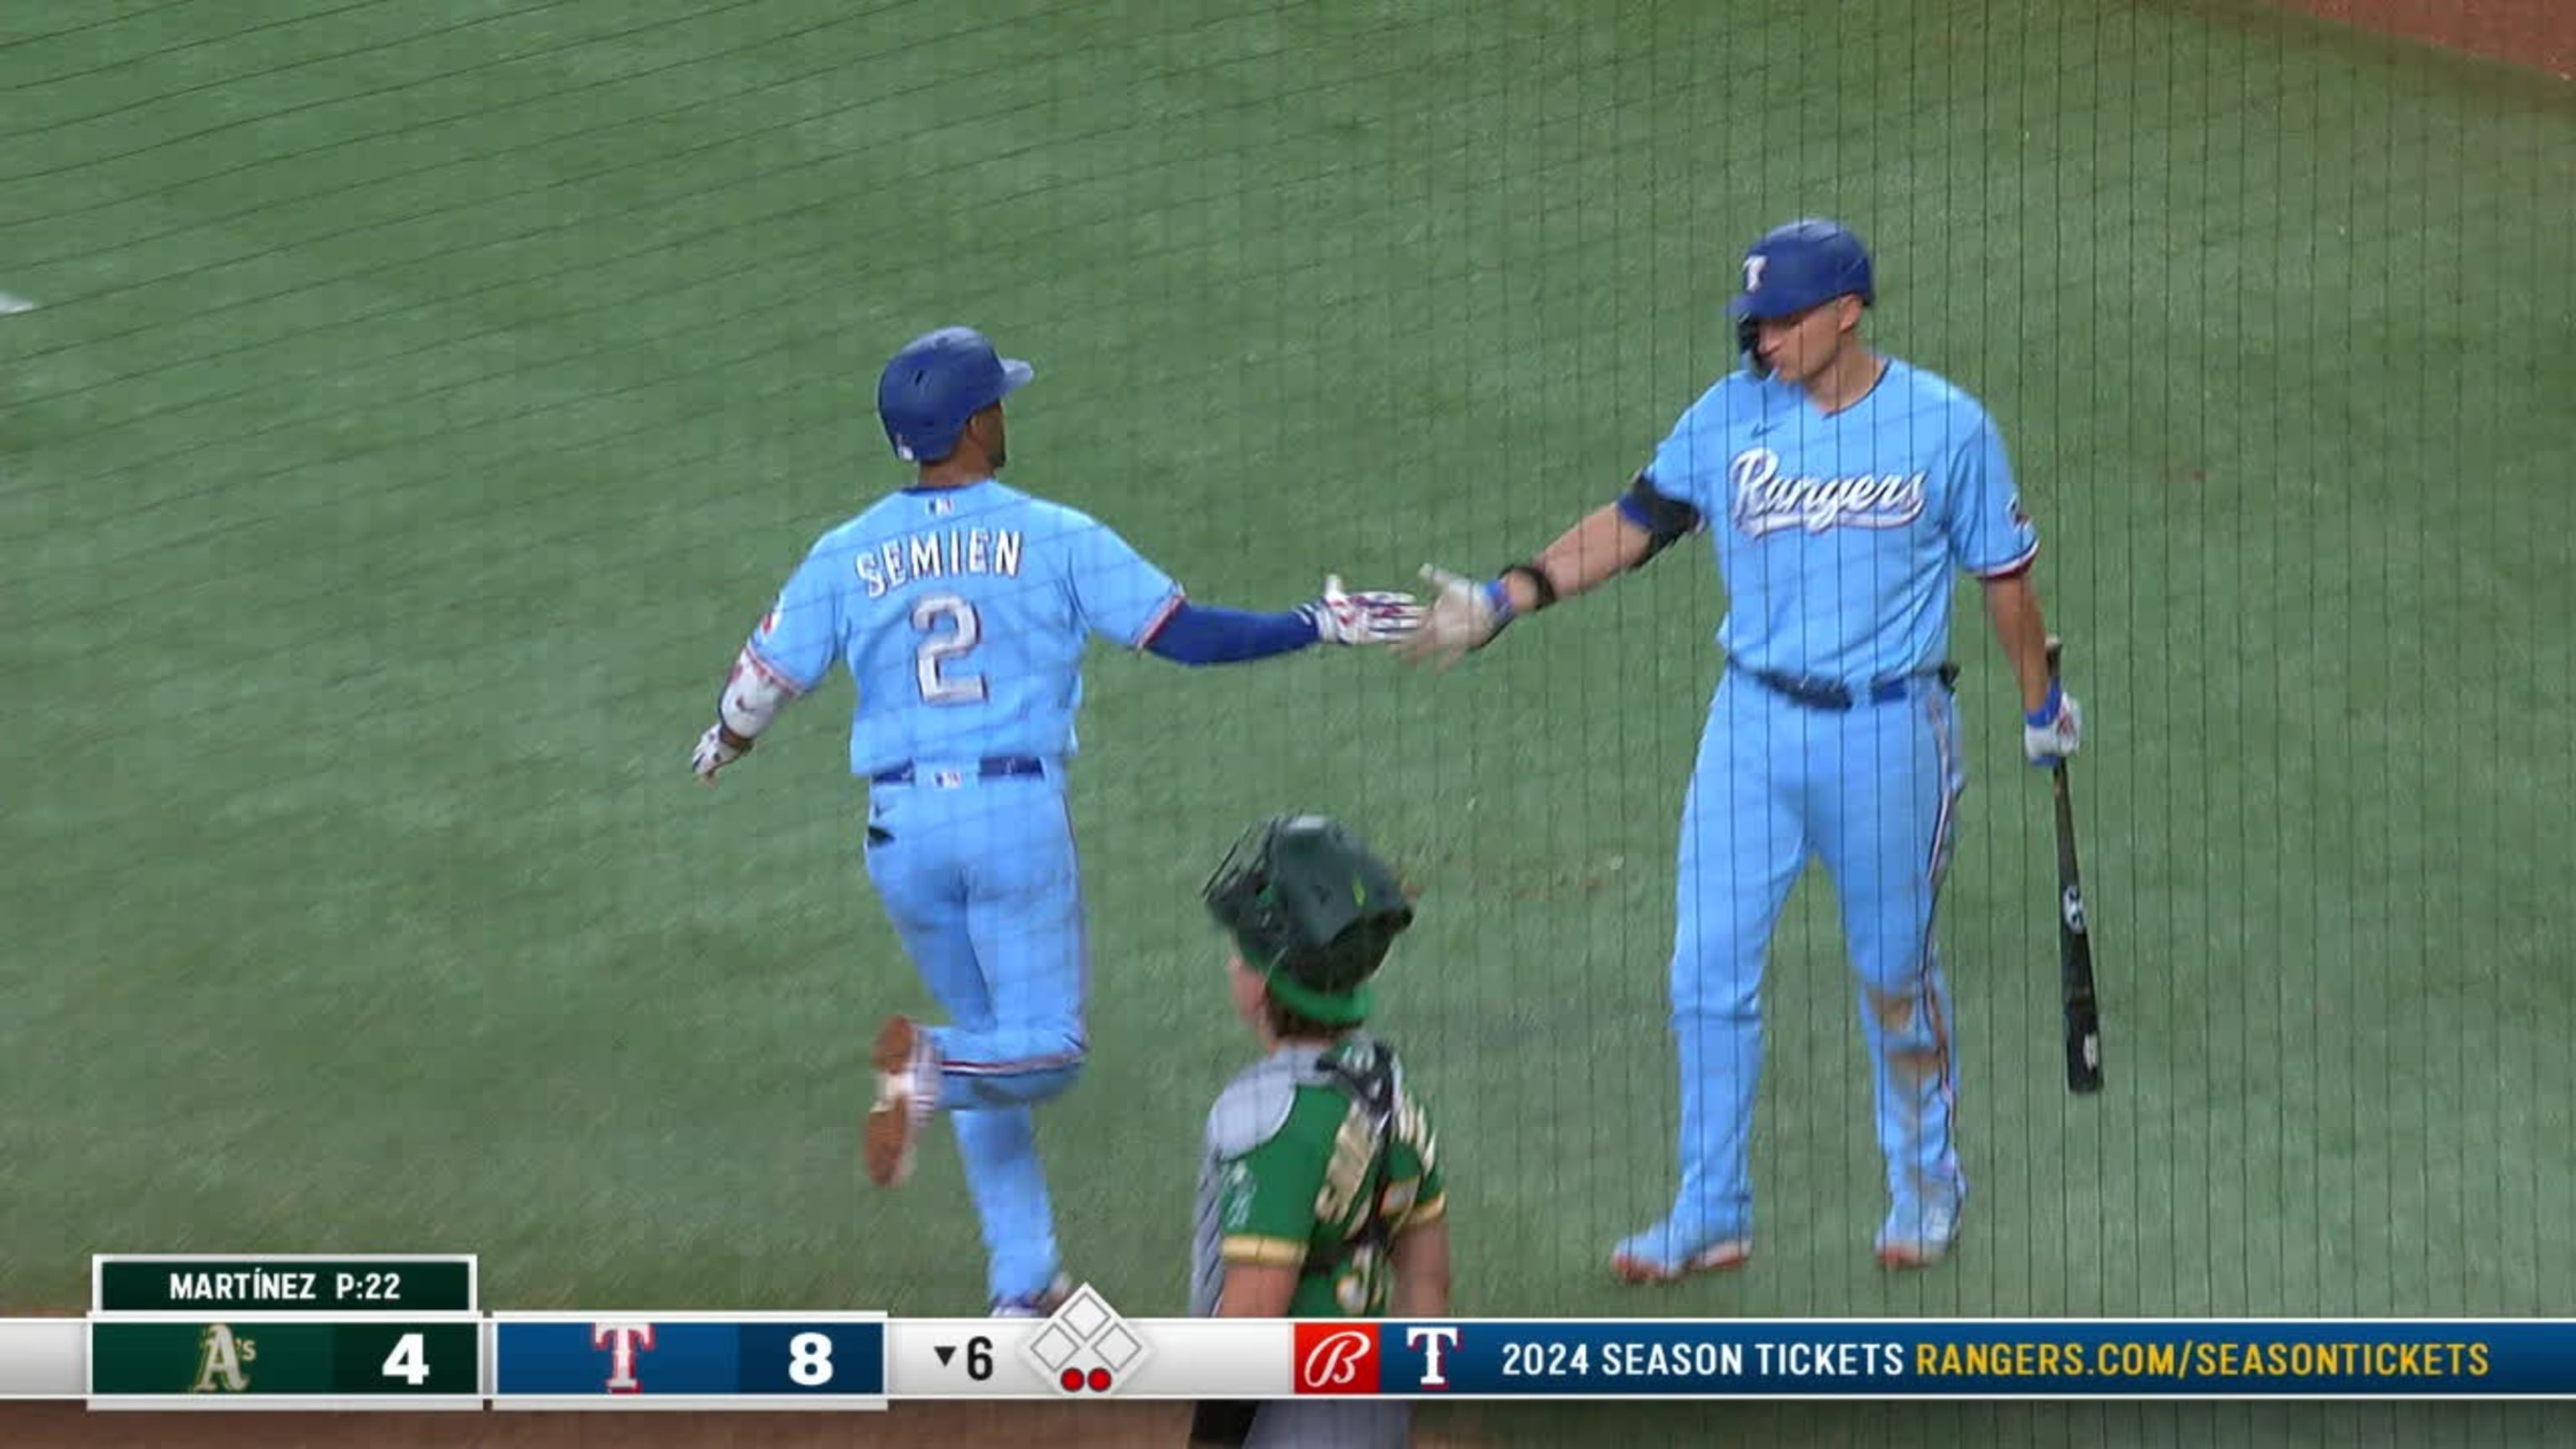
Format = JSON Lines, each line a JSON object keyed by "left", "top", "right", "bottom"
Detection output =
{"left": 190, "top": 1324, "right": 257, "bottom": 1394}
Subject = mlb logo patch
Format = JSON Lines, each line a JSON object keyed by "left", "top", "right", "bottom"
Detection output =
{"left": 932, "top": 769, "right": 964, "bottom": 789}
{"left": 928, "top": 496, "right": 956, "bottom": 517}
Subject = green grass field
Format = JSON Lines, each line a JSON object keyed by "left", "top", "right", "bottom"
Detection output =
{"left": 4, "top": 0, "right": 2572, "bottom": 1442}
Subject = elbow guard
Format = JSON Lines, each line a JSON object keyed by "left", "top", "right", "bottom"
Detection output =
{"left": 1620, "top": 473, "right": 1704, "bottom": 563}
{"left": 718, "top": 647, "right": 802, "bottom": 740}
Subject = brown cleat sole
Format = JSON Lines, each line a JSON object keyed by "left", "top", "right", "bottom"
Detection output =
{"left": 1610, "top": 1240, "right": 1753, "bottom": 1285}
{"left": 1874, "top": 1242, "right": 1952, "bottom": 1270}
{"left": 865, "top": 1015, "right": 927, "bottom": 1188}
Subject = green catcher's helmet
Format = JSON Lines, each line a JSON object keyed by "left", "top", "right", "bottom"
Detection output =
{"left": 1202, "top": 814, "right": 1415, "bottom": 1025}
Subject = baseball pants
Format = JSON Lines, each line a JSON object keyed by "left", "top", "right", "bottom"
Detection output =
{"left": 1663, "top": 670, "right": 1969, "bottom": 1242}
{"left": 863, "top": 761, "right": 1088, "bottom": 1301}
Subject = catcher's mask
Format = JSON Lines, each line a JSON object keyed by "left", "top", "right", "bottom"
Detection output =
{"left": 1202, "top": 814, "right": 1415, "bottom": 1026}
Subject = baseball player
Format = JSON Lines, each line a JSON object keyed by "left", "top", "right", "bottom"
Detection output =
{"left": 1396, "top": 220, "right": 2084, "bottom": 1276}
{"left": 1187, "top": 813, "right": 1448, "bottom": 1449}
{"left": 689, "top": 326, "right": 1421, "bottom": 1314}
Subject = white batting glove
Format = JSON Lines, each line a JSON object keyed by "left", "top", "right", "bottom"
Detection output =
{"left": 2023, "top": 683, "right": 2083, "bottom": 766}
{"left": 692, "top": 722, "right": 753, "bottom": 786}
{"left": 1392, "top": 564, "right": 1511, "bottom": 672}
{"left": 1301, "top": 574, "right": 1423, "bottom": 647}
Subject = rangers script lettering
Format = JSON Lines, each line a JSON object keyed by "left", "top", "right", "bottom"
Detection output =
{"left": 1728, "top": 448, "right": 1929, "bottom": 538}
{"left": 1293, "top": 1323, "right": 1381, "bottom": 1394}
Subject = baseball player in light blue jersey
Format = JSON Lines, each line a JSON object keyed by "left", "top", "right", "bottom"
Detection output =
{"left": 690, "top": 326, "right": 1421, "bottom": 1313}
{"left": 1399, "top": 221, "right": 2085, "bottom": 1276}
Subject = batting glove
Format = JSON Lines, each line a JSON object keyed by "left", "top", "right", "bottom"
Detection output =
{"left": 2023, "top": 683, "right": 2083, "bottom": 766}
{"left": 692, "top": 722, "right": 754, "bottom": 786}
{"left": 1301, "top": 574, "right": 1424, "bottom": 647}
{"left": 1392, "top": 564, "right": 1512, "bottom": 671}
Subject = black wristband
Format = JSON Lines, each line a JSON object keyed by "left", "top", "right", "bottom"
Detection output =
{"left": 1500, "top": 561, "right": 1559, "bottom": 612}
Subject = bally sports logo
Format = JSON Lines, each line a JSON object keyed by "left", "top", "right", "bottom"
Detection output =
{"left": 1293, "top": 1323, "right": 1466, "bottom": 1394}
{"left": 1295, "top": 1323, "right": 1379, "bottom": 1394}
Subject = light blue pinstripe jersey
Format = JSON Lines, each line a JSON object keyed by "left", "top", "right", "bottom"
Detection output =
{"left": 1642, "top": 358, "right": 2039, "bottom": 684}
{"left": 743, "top": 479, "right": 1182, "bottom": 776}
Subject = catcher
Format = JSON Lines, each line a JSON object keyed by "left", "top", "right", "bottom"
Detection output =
{"left": 1187, "top": 814, "right": 1451, "bottom": 1449}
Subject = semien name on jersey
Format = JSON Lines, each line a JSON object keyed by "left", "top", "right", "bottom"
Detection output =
{"left": 853, "top": 527, "right": 1026, "bottom": 599}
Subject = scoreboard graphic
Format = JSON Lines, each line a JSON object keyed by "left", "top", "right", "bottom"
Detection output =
{"left": 491, "top": 1313, "right": 886, "bottom": 1410}
{"left": 82, "top": 1254, "right": 483, "bottom": 1411}
{"left": 4, "top": 1254, "right": 2576, "bottom": 1409}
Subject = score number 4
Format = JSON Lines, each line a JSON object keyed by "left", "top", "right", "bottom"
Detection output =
{"left": 382, "top": 1332, "right": 431, "bottom": 1386}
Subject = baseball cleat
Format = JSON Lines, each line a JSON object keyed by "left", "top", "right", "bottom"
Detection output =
{"left": 1610, "top": 1219, "right": 1753, "bottom": 1284}
{"left": 864, "top": 1015, "right": 935, "bottom": 1188}
{"left": 990, "top": 1272, "right": 1075, "bottom": 1318}
{"left": 1874, "top": 1198, "right": 1962, "bottom": 1270}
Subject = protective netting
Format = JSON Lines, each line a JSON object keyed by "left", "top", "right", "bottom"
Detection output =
{"left": 3, "top": 3, "right": 2570, "bottom": 1444}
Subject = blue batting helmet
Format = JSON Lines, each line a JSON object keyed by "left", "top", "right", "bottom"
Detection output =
{"left": 875, "top": 326, "right": 1035, "bottom": 464}
{"left": 1727, "top": 218, "right": 1875, "bottom": 322}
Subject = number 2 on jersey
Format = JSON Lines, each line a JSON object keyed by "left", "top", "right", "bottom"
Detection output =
{"left": 912, "top": 593, "right": 988, "bottom": 705}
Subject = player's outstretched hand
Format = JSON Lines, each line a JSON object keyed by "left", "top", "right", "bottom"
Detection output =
{"left": 1305, "top": 574, "right": 1424, "bottom": 647}
{"left": 2023, "top": 683, "right": 2083, "bottom": 766}
{"left": 1393, "top": 564, "right": 1505, "bottom": 672}
{"left": 692, "top": 722, "right": 750, "bottom": 787}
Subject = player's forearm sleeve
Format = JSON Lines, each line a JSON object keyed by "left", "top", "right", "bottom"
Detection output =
{"left": 719, "top": 645, "right": 805, "bottom": 740}
{"left": 1142, "top": 601, "right": 1317, "bottom": 666}
{"left": 1618, "top": 473, "right": 1702, "bottom": 560}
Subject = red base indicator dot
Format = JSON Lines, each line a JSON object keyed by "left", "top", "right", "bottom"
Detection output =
{"left": 1060, "top": 1368, "right": 1083, "bottom": 1392}
{"left": 1088, "top": 1368, "right": 1113, "bottom": 1392}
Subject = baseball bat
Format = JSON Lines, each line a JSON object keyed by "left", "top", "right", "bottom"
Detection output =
{"left": 2046, "top": 636, "right": 2103, "bottom": 1094}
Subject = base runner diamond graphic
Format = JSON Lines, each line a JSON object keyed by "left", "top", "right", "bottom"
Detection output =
{"left": 1016, "top": 1282, "right": 1149, "bottom": 1394}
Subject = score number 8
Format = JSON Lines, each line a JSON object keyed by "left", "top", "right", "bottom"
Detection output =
{"left": 787, "top": 1331, "right": 834, "bottom": 1386}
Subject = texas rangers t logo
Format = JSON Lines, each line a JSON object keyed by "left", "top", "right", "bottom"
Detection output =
{"left": 1743, "top": 254, "right": 1768, "bottom": 293}
{"left": 1406, "top": 1326, "right": 1462, "bottom": 1389}
{"left": 593, "top": 1322, "right": 656, "bottom": 1394}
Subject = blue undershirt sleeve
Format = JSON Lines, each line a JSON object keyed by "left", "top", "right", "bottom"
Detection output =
{"left": 1140, "top": 600, "right": 1319, "bottom": 666}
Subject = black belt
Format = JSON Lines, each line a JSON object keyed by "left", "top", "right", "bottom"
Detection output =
{"left": 1739, "top": 662, "right": 1960, "bottom": 712}
{"left": 870, "top": 756, "right": 1046, "bottom": 787}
